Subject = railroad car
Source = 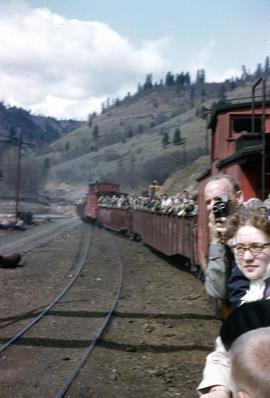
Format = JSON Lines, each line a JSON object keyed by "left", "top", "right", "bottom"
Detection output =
{"left": 76, "top": 186, "right": 198, "bottom": 263}
{"left": 82, "top": 182, "right": 120, "bottom": 221}
{"left": 197, "top": 92, "right": 270, "bottom": 268}
{"left": 98, "top": 206, "right": 132, "bottom": 233}
{"left": 76, "top": 80, "right": 270, "bottom": 272}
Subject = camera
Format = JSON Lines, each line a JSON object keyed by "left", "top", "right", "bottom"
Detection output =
{"left": 212, "top": 194, "right": 230, "bottom": 218}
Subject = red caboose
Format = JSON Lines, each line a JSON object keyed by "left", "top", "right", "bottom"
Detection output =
{"left": 84, "top": 183, "right": 120, "bottom": 221}
{"left": 197, "top": 98, "right": 270, "bottom": 270}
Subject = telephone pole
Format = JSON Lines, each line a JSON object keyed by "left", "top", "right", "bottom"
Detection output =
{"left": 15, "top": 132, "right": 22, "bottom": 223}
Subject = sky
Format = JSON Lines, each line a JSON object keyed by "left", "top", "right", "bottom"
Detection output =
{"left": 0, "top": 0, "right": 270, "bottom": 120}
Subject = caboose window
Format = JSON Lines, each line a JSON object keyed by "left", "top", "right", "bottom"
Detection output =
{"left": 233, "top": 118, "right": 261, "bottom": 133}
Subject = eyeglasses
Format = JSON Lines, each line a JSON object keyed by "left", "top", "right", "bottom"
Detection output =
{"left": 231, "top": 243, "right": 270, "bottom": 257}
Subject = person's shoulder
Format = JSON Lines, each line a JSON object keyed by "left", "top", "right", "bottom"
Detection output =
{"left": 243, "top": 197, "right": 263, "bottom": 208}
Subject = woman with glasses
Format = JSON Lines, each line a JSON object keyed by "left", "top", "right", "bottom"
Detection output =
{"left": 197, "top": 208, "right": 270, "bottom": 397}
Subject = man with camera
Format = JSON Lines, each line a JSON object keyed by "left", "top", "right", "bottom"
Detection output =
{"left": 204, "top": 174, "right": 249, "bottom": 318}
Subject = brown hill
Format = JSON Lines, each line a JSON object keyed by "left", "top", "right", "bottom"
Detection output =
{"left": 160, "top": 155, "right": 210, "bottom": 197}
{"left": 34, "top": 84, "right": 227, "bottom": 194}
{"left": 7, "top": 71, "right": 270, "bottom": 202}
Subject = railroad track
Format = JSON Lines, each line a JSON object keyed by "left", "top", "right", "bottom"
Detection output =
{"left": 0, "top": 223, "right": 124, "bottom": 398}
{"left": 0, "top": 217, "right": 82, "bottom": 256}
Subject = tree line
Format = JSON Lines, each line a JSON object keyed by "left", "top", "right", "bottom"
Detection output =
{"left": 93, "top": 55, "right": 270, "bottom": 118}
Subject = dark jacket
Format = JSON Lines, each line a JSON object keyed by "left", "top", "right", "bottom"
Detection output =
{"left": 227, "top": 263, "right": 250, "bottom": 307}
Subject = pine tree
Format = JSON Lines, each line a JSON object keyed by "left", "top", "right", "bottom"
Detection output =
{"left": 144, "top": 74, "right": 153, "bottom": 90}
{"left": 241, "top": 65, "right": 248, "bottom": 80}
{"left": 165, "top": 72, "right": 174, "bottom": 86}
{"left": 265, "top": 56, "right": 269, "bottom": 74}
{"left": 230, "top": 78, "right": 236, "bottom": 90}
{"left": 162, "top": 132, "right": 169, "bottom": 148}
{"left": 7, "top": 126, "right": 17, "bottom": 146}
{"left": 255, "top": 63, "right": 262, "bottom": 77}
{"left": 190, "top": 87, "right": 195, "bottom": 107}
{"left": 176, "top": 73, "right": 184, "bottom": 87}
{"left": 185, "top": 72, "right": 191, "bottom": 85}
{"left": 173, "top": 128, "right": 183, "bottom": 145}
{"left": 92, "top": 125, "right": 100, "bottom": 140}
{"left": 196, "top": 69, "right": 205, "bottom": 84}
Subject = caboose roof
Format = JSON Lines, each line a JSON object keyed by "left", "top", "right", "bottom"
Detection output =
{"left": 208, "top": 100, "right": 270, "bottom": 130}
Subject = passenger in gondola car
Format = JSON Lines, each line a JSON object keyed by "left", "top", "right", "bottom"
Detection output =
{"left": 258, "top": 205, "right": 268, "bottom": 217}
{"left": 197, "top": 207, "right": 270, "bottom": 397}
{"left": 203, "top": 174, "right": 251, "bottom": 319}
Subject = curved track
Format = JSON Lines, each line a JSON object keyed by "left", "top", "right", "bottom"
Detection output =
{"left": 0, "top": 222, "right": 124, "bottom": 398}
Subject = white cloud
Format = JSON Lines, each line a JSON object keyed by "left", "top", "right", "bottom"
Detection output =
{"left": 190, "top": 40, "right": 216, "bottom": 74}
{"left": 189, "top": 40, "right": 241, "bottom": 83}
{"left": 0, "top": 0, "right": 170, "bottom": 119}
{"left": 207, "top": 68, "right": 242, "bottom": 83}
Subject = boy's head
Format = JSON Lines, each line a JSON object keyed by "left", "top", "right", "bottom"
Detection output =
{"left": 230, "top": 327, "right": 270, "bottom": 398}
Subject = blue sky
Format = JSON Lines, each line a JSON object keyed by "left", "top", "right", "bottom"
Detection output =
{"left": 0, "top": 0, "right": 270, "bottom": 119}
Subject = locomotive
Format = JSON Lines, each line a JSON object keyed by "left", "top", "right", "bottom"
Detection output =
{"left": 76, "top": 81, "right": 270, "bottom": 271}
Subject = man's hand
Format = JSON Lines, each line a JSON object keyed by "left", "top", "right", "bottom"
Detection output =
{"left": 208, "top": 212, "right": 227, "bottom": 244}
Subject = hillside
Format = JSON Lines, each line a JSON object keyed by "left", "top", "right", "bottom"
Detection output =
{"left": 160, "top": 155, "right": 211, "bottom": 197}
{"left": 35, "top": 74, "right": 269, "bottom": 195}
{"left": 0, "top": 102, "right": 83, "bottom": 153}
{"left": 1, "top": 70, "right": 269, "bottom": 203}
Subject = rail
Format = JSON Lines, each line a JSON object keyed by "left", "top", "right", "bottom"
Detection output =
{"left": 0, "top": 226, "right": 92, "bottom": 353}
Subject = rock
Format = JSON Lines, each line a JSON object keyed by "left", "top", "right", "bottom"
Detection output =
{"left": 0, "top": 253, "right": 22, "bottom": 268}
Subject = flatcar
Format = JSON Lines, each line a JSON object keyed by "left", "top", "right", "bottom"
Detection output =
{"left": 76, "top": 80, "right": 270, "bottom": 272}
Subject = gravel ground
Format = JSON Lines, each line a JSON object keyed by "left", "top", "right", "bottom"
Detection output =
{"left": 0, "top": 219, "right": 220, "bottom": 398}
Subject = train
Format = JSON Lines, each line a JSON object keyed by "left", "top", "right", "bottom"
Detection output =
{"left": 76, "top": 81, "right": 270, "bottom": 271}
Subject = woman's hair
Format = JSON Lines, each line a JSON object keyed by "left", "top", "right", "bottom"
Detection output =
{"left": 226, "top": 204, "right": 270, "bottom": 239}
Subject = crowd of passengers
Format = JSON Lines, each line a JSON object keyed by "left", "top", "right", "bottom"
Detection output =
{"left": 98, "top": 190, "right": 198, "bottom": 216}
{"left": 76, "top": 182, "right": 270, "bottom": 396}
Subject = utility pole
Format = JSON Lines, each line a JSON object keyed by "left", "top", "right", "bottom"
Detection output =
{"left": 183, "top": 138, "right": 186, "bottom": 167}
{"left": 202, "top": 107, "right": 211, "bottom": 154}
{"left": 205, "top": 120, "right": 209, "bottom": 154}
{"left": 15, "top": 132, "right": 22, "bottom": 223}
